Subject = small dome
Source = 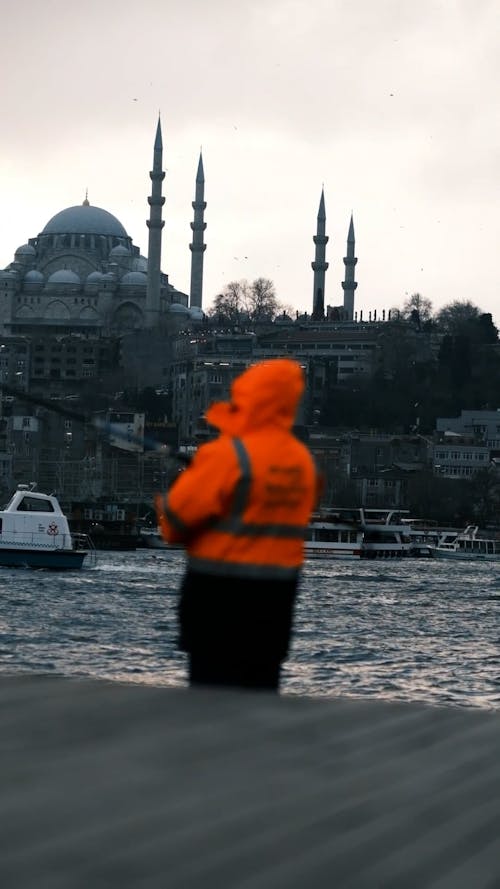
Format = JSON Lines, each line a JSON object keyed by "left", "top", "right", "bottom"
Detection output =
{"left": 24, "top": 269, "right": 44, "bottom": 282}
{"left": 86, "top": 271, "right": 105, "bottom": 283}
{"left": 189, "top": 306, "right": 204, "bottom": 320}
{"left": 42, "top": 204, "right": 128, "bottom": 238}
{"left": 24, "top": 269, "right": 44, "bottom": 291}
{"left": 169, "top": 302, "right": 190, "bottom": 314}
{"left": 109, "top": 244, "right": 130, "bottom": 257}
{"left": 120, "top": 271, "right": 147, "bottom": 287}
{"left": 132, "top": 255, "right": 148, "bottom": 272}
{"left": 47, "top": 269, "right": 81, "bottom": 287}
{"left": 0, "top": 269, "right": 18, "bottom": 282}
{"left": 15, "top": 244, "right": 36, "bottom": 257}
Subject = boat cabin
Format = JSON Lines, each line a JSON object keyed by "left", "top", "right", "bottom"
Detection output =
{"left": 0, "top": 485, "right": 73, "bottom": 550}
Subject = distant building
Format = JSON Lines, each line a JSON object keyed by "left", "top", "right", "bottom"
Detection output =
{"left": 433, "top": 434, "right": 491, "bottom": 478}
{"left": 436, "top": 409, "right": 500, "bottom": 450}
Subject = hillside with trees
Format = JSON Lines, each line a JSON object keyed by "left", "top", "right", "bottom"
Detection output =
{"left": 320, "top": 296, "right": 499, "bottom": 433}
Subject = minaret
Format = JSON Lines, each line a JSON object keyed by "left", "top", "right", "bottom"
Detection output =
{"left": 311, "top": 189, "right": 328, "bottom": 319}
{"left": 189, "top": 151, "right": 207, "bottom": 310}
{"left": 145, "top": 116, "right": 165, "bottom": 328}
{"left": 342, "top": 215, "right": 358, "bottom": 321}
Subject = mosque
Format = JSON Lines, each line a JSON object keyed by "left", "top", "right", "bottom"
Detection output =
{"left": 0, "top": 118, "right": 206, "bottom": 338}
{"left": 0, "top": 117, "right": 358, "bottom": 340}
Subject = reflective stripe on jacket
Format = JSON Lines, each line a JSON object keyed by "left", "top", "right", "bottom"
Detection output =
{"left": 157, "top": 432, "right": 317, "bottom": 580}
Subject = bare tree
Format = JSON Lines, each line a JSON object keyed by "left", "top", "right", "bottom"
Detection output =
{"left": 245, "top": 277, "right": 279, "bottom": 321}
{"left": 209, "top": 280, "right": 250, "bottom": 325}
{"left": 209, "top": 278, "right": 282, "bottom": 324}
{"left": 402, "top": 292, "right": 433, "bottom": 325}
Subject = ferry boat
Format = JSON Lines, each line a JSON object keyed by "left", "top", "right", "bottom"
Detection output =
{"left": 0, "top": 484, "right": 95, "bottom": 569}
{"left": 314, "top": 506, "right": 411, "bottom": 559}
{"left": 139, "top": 509, "right": 421, "bottom": 562}
{"left": 305, "top": 514, "right": 364, "bottom": 560}
{"left": 308, "top": 508, "right": 413, "bottom": 559}
{"left": 401, "top": 518, "right": 441, "bottom": 557}
{"left": 357, "top": 508, "right": 414, "bottom": 559}
{"left": 429, "top": 525, "right": 500, "bottom": 561}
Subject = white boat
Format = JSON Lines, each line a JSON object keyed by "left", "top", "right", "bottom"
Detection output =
{"left": 401, "top": 518, "right": 441, "bottom": 557}
{"left": 429, "top": 525, "right": 500, "bottom": 561}
{"left": 357, "top": 508, "right": 413, "bottom": 559}
{"left": 305, "top": 514, "right": 364, "bottom": 560}
{"left": 305, "top": 508, "right": 413, "bottom": 560}
{"left": 0, "top": 484, "right": 95, "bottom": 569}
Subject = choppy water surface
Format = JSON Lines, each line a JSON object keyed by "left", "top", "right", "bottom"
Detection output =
{"left": 0, "top": 550, "right": 499, "bottom": 710}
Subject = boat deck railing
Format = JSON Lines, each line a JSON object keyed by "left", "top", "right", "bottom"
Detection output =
{"left": 72, "top": 532, "right": 98, "bottom": 567}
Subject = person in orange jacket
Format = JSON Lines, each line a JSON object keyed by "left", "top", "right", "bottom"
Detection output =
{"left": 155, "top": 357, "right": 321, "bottom": 691}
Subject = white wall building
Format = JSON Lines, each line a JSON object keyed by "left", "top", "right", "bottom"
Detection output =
{"left": 433, "top": 437, "right": 491, "bottom": 478}
{"left": 436, "top": 410, "right": 500, "bottom": 450}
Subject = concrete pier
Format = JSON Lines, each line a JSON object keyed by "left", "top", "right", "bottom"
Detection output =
{"left": 1, "top": 675, "right": 499, "bottom": 888}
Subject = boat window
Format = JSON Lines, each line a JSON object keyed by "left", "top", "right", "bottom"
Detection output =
{"left": 17, "top": 496, "right": 55, "bottom": 512}
{"left": 317, "top": 529, "right": 339, "bottom": 542}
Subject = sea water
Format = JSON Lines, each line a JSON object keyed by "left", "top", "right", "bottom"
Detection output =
{"left": 0, "top": 549, "right": 498, "bottom": 710}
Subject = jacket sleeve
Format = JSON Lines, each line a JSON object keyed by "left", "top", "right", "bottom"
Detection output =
{"left": 155, "top": 437, "right": 240, "bottom": 544}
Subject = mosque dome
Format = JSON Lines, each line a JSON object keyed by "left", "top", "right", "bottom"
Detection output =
{"left": 24, "top": 269, "right": 44, "bottom": 291}
{"left": 169, "top": 303, "right": 190, "bottom": 314}
{"left": 86, "top": 271, "right": 105, "bottom": 283}
{"left": 132, "top": 255, "right": 148, "bottom": 272}
{"left": 15, "top": 244, "right": 36, "bottom": 258}
{"left": 85, "top": 271, "right": 105, "bottom": 292}
{"left": 109, "top": 244, "right": 130, "bottom": 258}
{"left": 189, "top": 306, "right": 204, "bottom": 321}
{"left": 47, "top": 269, "right": 81, "bottom": 288}
{"left": 42, "top": 203, "right": 128, "bottom": 238}
{"left": 120, "top": 271, "right": 147, "bottom": 287}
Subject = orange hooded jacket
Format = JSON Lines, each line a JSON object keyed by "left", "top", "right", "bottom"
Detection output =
{"left": 155, "top": 358, "right": 320, "bottom": 580}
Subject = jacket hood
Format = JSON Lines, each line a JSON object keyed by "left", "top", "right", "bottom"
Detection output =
{"left": 205, "top": 358, "right": 305, "bottom": 436}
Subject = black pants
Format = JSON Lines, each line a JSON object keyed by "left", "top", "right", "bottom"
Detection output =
{"left": 179, "top": 568, "right": 299, "bottom": 692}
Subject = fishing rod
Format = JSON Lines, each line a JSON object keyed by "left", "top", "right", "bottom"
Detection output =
{"left": 0, "top": 382, "right": 192, "bottom": 464}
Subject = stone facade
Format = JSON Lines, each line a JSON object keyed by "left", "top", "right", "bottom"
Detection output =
{"left": 0, "top": 202, "right": 189, "bottom": 338}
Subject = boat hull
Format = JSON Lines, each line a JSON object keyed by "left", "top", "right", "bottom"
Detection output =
{"left": 430, "top": 549, "right": 500, "bottom": 562}
{"left": 0, "top": 547, "right": 87, "bottom": 570}
{"left": 305, "top": 547, "right": 362, "bottom": 560}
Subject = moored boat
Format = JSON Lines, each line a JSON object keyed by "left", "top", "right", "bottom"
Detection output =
{"left": 305, "top": 507, "right": 416, "bottom": 560}
{"left": 305, "top": 513, "right": 364, "bottom": 560}
{"left": 356, "top": 508, "right": 413, "bottom": 558}
{"left": 0, "top": 484, "right": 95, "bottom": 569}
{"left": 429, "top": 525, "right": 500, "bottom": 561}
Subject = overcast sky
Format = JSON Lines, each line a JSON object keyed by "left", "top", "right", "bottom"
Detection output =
{"left": 1, "top": 0, "right": 499, "bottom": 324}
